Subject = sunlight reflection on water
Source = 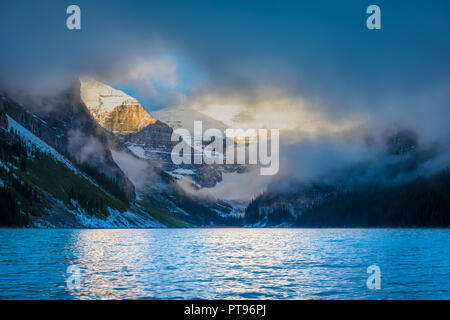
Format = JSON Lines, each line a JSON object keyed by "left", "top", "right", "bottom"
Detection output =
{"left": 0, "top": 228, "right": 449, "bottom": 299}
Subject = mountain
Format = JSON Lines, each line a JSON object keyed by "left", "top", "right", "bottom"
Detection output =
{"left": 122, "top": 121, "right": 246, "bottom": 188}
{"left": 2, "top": 81, "right": 448, "bottom": 228}
{"left": 152, "top": 106, "right": 228, "bottom": 132}
{"left": 244, "top": 130, "right": 450, "bottom": 227}
{"left": 80, "top": 78, "right": 156, "bottom": 134}
{"left": 2, "top": 85, "right": 137, "bottom": 202}
{"left": 78, "top": 79, "right": 249, "bottom": 188}
{"left": 0, "top": 100, "right": 163, "bottom": 227}
{"left": 0, "top": 85, "right": 244, "bottom": 228}
{"left": 0, "top": 99, "right": 7, "bottom": 129}
{"left": 244, "top": 170, "right": 450, "bottom": 227}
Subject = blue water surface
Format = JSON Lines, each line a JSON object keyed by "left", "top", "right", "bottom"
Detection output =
{"left": 0, "top": 228, "right": 448, "bottom": 299}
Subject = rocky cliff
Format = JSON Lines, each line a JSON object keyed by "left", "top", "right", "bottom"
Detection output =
{"left": 79, "top": 79, "right": 251, "bottom": 189}
{"left": 123, "top": 123, "right": 226, "bottom": 188}
{"left": 124, "top": 119, "right": 174, "bottom": 148}
{"left": 1, "top": 87, "right": 136, "bottom": 202}
{"left": 80, "top": 79, "right": 156, "bottom": 134}
{"left": 0, "top": 98, "right": 7, "bottom": 129}
{"left": 0, "top": 84, "right": 247, "bottom": 227}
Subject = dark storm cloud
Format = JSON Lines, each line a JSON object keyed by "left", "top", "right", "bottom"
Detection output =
{"left": 1, "top": 0, "right": 449, "bottom": 100}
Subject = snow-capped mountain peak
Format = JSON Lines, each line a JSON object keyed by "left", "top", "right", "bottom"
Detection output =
{"left": 79, "top": 78, "right": 156, "bottom": 135}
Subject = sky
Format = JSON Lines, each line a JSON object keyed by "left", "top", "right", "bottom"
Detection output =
{"left": 1, "top": 1, "right": 449, "bottom": 108}
{"left": 1, "top": 0, "right": 450, "bottom": 192}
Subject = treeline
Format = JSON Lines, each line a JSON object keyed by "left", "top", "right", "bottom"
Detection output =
{"left": 244, "top": 200, "right": 293, "bottom": 226}
{"left": 0, "top": 129, "right": 37, "bottom": 226}
{"left": 296, "top": 170, "right": 450, "bottom": 227}
{"left": 78, "top": 163, "right": 129, "bottom": 205}
{"left": 0, "top": 130, "right": 39, "bottom": 205}
{"left": 0, "top": 128, "right": 29, "bottom": 169}
{"left": 0, "top": 188, "right": 29, "bottom": 226}
{"left": 5, "top": 127, "right": 129, "bottom": 206}
{"left": 66, "top": 186, "right": 109, "bottom": 216}
{"left": 0, "top": 126, "right": 129, "bottom": 225}
{"left": 64, "top": 151, "right": 129, "bottom": 205}
{"left": 176, "top": 194, "right": 242, "bottom": 226}
{"left": 244, "top": 197, "right": 265, "bottom": 225}
{"left": 244, "top": 170, "right": 450, "bottom": 227}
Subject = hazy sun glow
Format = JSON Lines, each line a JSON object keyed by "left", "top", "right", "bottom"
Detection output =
{"left": 190, "top": 87, "right": 362, "bottom": 135}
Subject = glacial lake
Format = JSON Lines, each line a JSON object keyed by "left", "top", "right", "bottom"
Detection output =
{"left": 0, "top": 228, "right": 448, "bottom": 299}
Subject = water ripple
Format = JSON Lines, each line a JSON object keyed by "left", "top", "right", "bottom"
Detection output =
{"left": 0, "top": 228, "right": 448, "bottom": 299}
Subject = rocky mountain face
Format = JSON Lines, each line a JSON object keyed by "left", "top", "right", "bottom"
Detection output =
{"left": 1, "top": 86, "right": 136, "bottom": 202}
{"left": 152, "top": 106, "right": 228, "bottom": 132}
{"left": 78, "top": 79, "right": 249, "bottom": 188}
{"left": 3, "top": 78, "right": 247, "bottom": 196}
{"left": 122, "top": 123, "right": 251, "bottom": 188}
{"left": 123, "top": 119, "right": 174, "bottom": 148}
{"left": 3, "top": 79, "right": 445, "bottom": 228}
{"left": 0, "top": 84, "right": 244, "bottom": 228}
{"left": 0, "top": 105, "right": 164, "bottom": 227}
{"left": 0, "top": 99, "right": 7, "bottom": 129}
{"left": 80, "top": 79, "right": 156, "bottom": 135}
{"left": 122, "top": 121, "right": 224, "bottom": 187}
{"left": 0, "top": 99, "right": 8, "bottom": 145}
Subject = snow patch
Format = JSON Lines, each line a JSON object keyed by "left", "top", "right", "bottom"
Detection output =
{"left": 67, "top": 198, "right": 165, "bottom": 228}
{"left": 127, "top": 145, "right": 147, "bottom": 159}
{"left": 0, "top": 160, "right": 10, "bottom": 173}
{"left": 74, "top": 208, "right": 163, "bottom": 228}
{"left": 6, "top": 114, "right": 100, "bottom": 188}
{"left": 80, "top": 78, "right": 139, "bottom": 113}
{"left": 172, "top": 168, "right": 195, "bottom": 175}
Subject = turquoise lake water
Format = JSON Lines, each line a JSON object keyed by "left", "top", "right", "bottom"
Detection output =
{"left": 0, "top": 228, "right": 448, "bottom": 299}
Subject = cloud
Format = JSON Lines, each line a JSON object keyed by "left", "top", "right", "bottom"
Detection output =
{"left": 68, "top": 130, "right": 106, "bottom": 164}
{"left": 127, "top": 56, "right": 179, "bottom": 88}
{"left": 110, "top": 150, "right": 161, "bottom": 192}
{"left": 2, "top": 0, "right": 449, "bottom": 102}
{"left": 105, "top": 55, "right": 188, "bottom": 108}
{"left": 175, "top": 169, "right": 273, "bottom": 202}
{"left": 188, "top": 85, "right": 362, "bottom": 133}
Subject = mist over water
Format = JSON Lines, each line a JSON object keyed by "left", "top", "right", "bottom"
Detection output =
{"left": 0, "top": 228, "right": 448, "bottom": 300}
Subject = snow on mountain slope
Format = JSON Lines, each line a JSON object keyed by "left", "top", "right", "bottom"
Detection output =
{"left": 152, "top": 106, "right": 228, "bottom": 132}
{"left": 80, "top": 78, "right": 156, "bottom": 134}
{"left": 6, "top": 114, "right": 164, "bottom": 228}
{"left": 80, "top": 78, "right": 136, "bottom": 113}
{"left": 6, "top": 114, "right": 100, "bottom": 188}
{"left": 127, "top": 145, "right": 147, "bottom": 159}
